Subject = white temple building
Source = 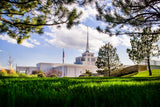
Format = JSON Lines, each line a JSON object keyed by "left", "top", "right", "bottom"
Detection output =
{"left": 16, "top": 27, "right": 98, "bottom": 77}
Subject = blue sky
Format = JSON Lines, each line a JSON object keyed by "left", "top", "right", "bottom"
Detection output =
{"left": 0, "top": 2, "right": 159, "bottom": 69}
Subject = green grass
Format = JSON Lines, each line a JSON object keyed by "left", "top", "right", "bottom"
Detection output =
{"left": 0, "top": 76, "right": 160, "bottom": 107}
{"left": 121, "top": 72, "right": 138, "bottom": 77}
{"left": 133, "top": 69, "right": 160, "bottom": 77}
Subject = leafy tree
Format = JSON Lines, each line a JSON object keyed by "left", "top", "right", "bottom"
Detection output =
{"left": 0, "top": 0, "right": 91, "bottom": 43}
{"left": 127, "top": 27, "right": 159, "bottom": 76}
{"left": 96, "top": 0, "right": 160, "bottom": 35}
{"left": 96, "top": 42, "right": 121, "bottom": 76}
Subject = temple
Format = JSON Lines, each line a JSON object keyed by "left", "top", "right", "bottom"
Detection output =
{"left": 75, "top": 27, "right": 97, "bottom": 66}
{"left": 16, "top": 27, "right": 98, "bottom": 77}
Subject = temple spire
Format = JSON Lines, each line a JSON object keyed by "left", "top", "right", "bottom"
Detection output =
{"left": 86, "top": 26, "right": 89, "bottom": 52}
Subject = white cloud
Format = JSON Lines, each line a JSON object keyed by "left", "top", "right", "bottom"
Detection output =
{"left": 45, "top": 24, "right": 121, "bottom": 52}
{"left": 120, "top": 35, "right": 131, "bottom": 47}
{"left": 0, "top": 50, "right": 2, "bottom": 52}
{"left": 29, "top": 38, "right": 40, "bottom": 45}
{"left": 0, "top": 34, "right": 38, "bottom": 48}
{"left": 46, "top": 3, "right": 98, "bottom": 25}
{"left": 22, "top": 40, "right": 35, "bottom": 48}
{"left": 0, "top": 34, "right": 17, "bottom": 44}
{"left": 0, "top": 2, "right": 131, "bottom": 51}
{"left": 66, "top": 3, "right": 98, "bottom": 22}
{"left": 152, "top": 26, "right": 159, "bottom": 31}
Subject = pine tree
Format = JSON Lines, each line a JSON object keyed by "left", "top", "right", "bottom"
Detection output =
{"left": 0, "top": 0, "right": 91, "bottom": 43}
{"left": 96, "top": 42, "right": 121, "bottom": 76}
{"left": 96, "top": 0, "right": 160, "bottom": 35}
{"left": 127, "top": 27, "right": 159, "bottom": 76}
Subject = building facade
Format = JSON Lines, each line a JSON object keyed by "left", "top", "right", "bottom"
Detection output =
{"left": 75, "top": 52, "right": 97, "bottom": 66}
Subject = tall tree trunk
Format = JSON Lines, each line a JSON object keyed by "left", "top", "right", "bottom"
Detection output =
{"left": 147, "top": 57, "right": 152, "bottom": 76}
{"left": 104, "top": 68, "right": 107, "bottom": 76}
{"left": 108, "top": 66, "right": 110, "bottom": 77}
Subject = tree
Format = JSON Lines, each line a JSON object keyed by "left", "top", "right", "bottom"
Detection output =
{"left": 96, "top": 42, "right": 121, "bottom": 76}
{"left": 0, "top": 0, "right": 91, "bottom": 43}
{"left": 127, "top": 27, "right": 159, "bottom": 76}
{"left": 96, "top": 0, "right": 160, "bottom": 35}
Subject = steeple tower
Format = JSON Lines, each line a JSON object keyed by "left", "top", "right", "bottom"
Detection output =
{"left": 86, "top": 26, "right": 89, "bottom": 52}
{"left": 75, "top": 26, "right": 97, "bottom": 65}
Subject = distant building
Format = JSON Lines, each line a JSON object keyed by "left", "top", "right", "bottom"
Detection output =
{"left": 16, "top": 27, "right": 98, "bottom": 77}
{"left": 139, "top": 59, "right": 160, "bottom": 69}
{"left": 140, "top": 59, "right": 160, "bottom": 66}
{"left": 74, "top": 28, "right": 97, "bottom": 66}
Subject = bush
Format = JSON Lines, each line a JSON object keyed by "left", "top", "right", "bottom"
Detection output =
{"left": 96, "top": 70, "right": 105, "bottom": 75}
{"left": 0, "top": 69, "right": 8, "bottom": 77}
{"left": 7, "top": 69, "right": 19, "bottom": 77}
{"left": 85, "top": 70, "right": 92, "bottom": 76}
{"left": 79, "top": 74, "right": 89, "bottom": 77}
{"left": 50, "top": 74, "right": 57, "bottom": 78}
{"left": 38, "top": 73, "right": 46, "bottom": 78}
{"left": 32, "top": 71, "right": 38, "bottom": 75}
{"left": 19, "top": 73, "right": 29, "bottom": 77}
{"left": 8, "top": 73, "right": 19, "bottom": 77}
{"left": 10, "top": 70, "right": 16, "bottom": 74}
{"left": 29, "top": 74, "right": 37, "bottom": 77}
{"left": 16, "top": 70, "right": 20, "bottom": 74}
{"left": 37, "top": 70, "right": 45, "bottom": 78}
{"left": 38, "top": 70, "right": 43, "bottom": 74}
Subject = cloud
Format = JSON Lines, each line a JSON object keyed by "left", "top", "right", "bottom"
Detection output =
{"left": 46, "top": 3, "right": 98, "bottom": 25}
{"left": 120, "top": 35, "right": 131, "bottom": 47}
{"left": 29, "top": 38, "right": 40, "bottom": 45}
{"left": 22, "top": 40, "right": 35, "bottom": 48}
{"left": 45, "top": 24, "right": 122, "bottom": 52}
{"left": 66, "top": 3, "right": 98, "bottom": 22}
{"left": 0, "top": 50, "right": 2, "bottom": 52}
{"left": 0, "top": 34, "right": 17, "bottom": 44}
{"left": 0, "top": 34, "right": 40, "bottom": 48}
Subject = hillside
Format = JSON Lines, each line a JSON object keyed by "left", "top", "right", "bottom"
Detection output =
{"left": 133, "top": 69, "right": 160, "bottom": 77}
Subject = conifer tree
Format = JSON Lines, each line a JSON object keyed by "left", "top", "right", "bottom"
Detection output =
{"left": 127, "top": 27, "right": 159, "bottom": 76}
{"left": 96, "top": 42, "right": 121, "bottom": 76}
{"left": 0, "top": 0, "right": 91, "bottom": 43}
{"left": 96, "top": 0, "right": 160, "bottom": 35}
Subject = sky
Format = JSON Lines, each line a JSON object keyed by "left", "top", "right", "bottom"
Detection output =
{"left": 0, "top": 1, "right": 160, "bottom": 69}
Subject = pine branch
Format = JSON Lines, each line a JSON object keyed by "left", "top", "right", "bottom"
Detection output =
{"left": 13, "top": 21, "right": 68, "bottom": 26}
{"left": 0, "top": 13, "right": 24, "bottom": 15}
{"left": 4, "top": 0, "right": 36, "bottom": 4}
{"left": 0, "top": 17, "right": 14, "bottom": 25}
{"left": 105, "top": 32, "right": 160, "bottom": 36}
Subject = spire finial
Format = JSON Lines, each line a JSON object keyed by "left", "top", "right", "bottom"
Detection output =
{"left": 86, "top": 26, "right": 89, "bottom": 52}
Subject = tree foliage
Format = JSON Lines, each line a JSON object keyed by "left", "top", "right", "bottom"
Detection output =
{"left": 96, "top": 0, "right": 160, "bottom": 35}
{"left": 0, "top": 0, "right": 92, "bottom": 43}
{"left": 127, "top": 27, "right": 160, "bottom": 76}
{"left": 96, "top": 42, "right": 122, "bottom": 76}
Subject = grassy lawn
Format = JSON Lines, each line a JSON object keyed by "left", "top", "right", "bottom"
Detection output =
{"left": 133, "top": 69, "right": 160, "bottom": 77}
{"left": 0, "top": 70, "right": 160, "bottom": 107}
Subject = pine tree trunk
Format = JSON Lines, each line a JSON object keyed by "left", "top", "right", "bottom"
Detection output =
{"left": 108, "top": 66, "right": 110, "bottom": 77}
{"left": 147, "top": 57, "right": 152, "bottom": 76}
